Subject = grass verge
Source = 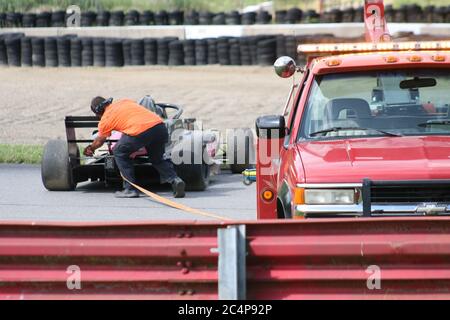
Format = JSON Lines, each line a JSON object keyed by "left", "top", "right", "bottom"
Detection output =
{"left": 0, "top": 144, "right": 43, "bottom": 164}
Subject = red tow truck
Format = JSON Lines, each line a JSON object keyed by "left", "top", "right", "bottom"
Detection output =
{"left": 254, "top": 0, "right": 450, "bottom": 220}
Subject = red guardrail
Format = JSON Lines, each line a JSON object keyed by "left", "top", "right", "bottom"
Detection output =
{"left": 246, "top": 218, "right": 450, "bottom": 300}
{"left": 0, "top": 218, "right": 449, "bottom": 300}
{"left": 0, "top": 221, "right": 220, "bottom": 300}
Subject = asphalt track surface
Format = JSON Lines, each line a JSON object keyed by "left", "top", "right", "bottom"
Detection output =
{"left": 0, "top": 164, "right": 256, "bottom": 222}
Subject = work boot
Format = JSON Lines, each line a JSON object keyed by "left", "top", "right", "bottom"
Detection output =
{"left": 172, "top": 177, "right": 186, "bottom": 198}
{"left": 115, "top": 189, "right": 140, "bottom": 198}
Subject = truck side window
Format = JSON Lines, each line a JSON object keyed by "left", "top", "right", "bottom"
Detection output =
{"left": 284, "top": 70, "right": 309, "bottom": 148}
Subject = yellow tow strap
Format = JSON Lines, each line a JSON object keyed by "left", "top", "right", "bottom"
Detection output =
{"left": 121, "top": 174, "right": 230, "bottom": 221}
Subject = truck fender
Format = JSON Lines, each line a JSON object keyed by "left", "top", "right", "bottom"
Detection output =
{"left": 278, "top": 180, "right": 293, "bottom": 219}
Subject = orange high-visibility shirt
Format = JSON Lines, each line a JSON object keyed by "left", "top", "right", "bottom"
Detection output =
{"left": 98, "top": 99, "right": 163, "bottom": 137}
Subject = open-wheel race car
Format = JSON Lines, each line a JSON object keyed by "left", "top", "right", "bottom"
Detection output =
{"left": 41, "top": 96, "right": 225, "bottom": 192}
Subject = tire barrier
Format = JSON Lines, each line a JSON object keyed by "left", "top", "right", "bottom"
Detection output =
{"left": 130, "top": 38, "right": 144, "bottom": 65}
{"left": 105, "top": 38, "right": 123, "bottom": 67}
{"left": 1, "top": 6, "right": 450, "bottom": 28}
{"left": 144, "top": 38, "right": 157, "bottom": 65}
{"left": 20, "top": 36, "right": 32, "bottom": 66}
{"left": 44, "top": 36, "right": 58, "bottom": 67}
{"left": 195, "top": 39, "right": 207, "bottom": 65}
{"left": 5, "top": 34, "right": 21, "bottom": 66}
{"left": 81, "top": 37, "right": 93, "bottom": 67}
{"left": 168, "top": 40, "right": 184, "bottom": 66}
{"left": 70, "top": 37, "right": 82, "bottom": 67}
{"left": 92, "top": 38, "right": 105, "bottom": 67}
{"left": 57, "top": 36, "right": 72, "bottom": 67}
{"left": 0, "top": 33, "right": 445, "bottom": 68}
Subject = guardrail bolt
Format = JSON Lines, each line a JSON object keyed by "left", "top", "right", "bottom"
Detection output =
{"left": 186, "top": 289, "right": 195, "bottom": 296}
{"left": 176, "top": 233, "right": 184, "bottom": 238}
{"left": 181, "top": 268, "right": 190, "bottom": 274}
{"left": 178, "top": 290, "right": 186, "bottom": 296}
{"left": 185, "top": 261, "right": 192, "bottom": 268}
{"left": 176, "top": 261, "right": 184, "bottom": 268}
{"left": 185, "top": 232, "right": 193, "bottom": 238}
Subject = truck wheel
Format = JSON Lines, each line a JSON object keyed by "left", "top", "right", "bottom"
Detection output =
{"left": 227, "top": 128, "right": 255, "bottom": 174}
{"left": 41, "top": 139, "right": 77, "bottom": 191}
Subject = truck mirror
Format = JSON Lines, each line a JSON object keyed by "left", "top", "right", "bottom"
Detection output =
{"left": 256, "top": 115, "right": 286, "bottom": 139}
{"left": 274, "top": 56, "right": 297, "bottom": 79}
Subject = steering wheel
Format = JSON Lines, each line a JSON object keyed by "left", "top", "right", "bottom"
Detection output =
{"left": 156, "top": 103, "right": 183, "bottom": 120}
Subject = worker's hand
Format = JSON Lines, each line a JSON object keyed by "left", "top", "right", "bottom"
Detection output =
{"left": 83, "top": 145, "right": 94, "bottom": 157}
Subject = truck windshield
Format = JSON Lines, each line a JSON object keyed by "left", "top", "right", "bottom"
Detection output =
{"left": 301, "top": 69, "right": 450, "bottom": 140}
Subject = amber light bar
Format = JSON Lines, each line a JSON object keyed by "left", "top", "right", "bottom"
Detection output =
{"left": 298, "top": 41, "right": 450, "bottom": 54}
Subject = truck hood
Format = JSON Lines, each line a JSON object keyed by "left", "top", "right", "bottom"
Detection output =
{"left": 298, "top": 136, "right": 450, "bottom": 183}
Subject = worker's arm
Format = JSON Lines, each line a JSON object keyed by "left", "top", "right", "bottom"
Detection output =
{"left": 83, "top": 135, "right": 108, "bottom": 157}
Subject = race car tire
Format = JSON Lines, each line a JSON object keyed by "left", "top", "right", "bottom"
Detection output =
{"left": 177, "top": 160, "right": 210, "bottom": 192}
{"left": 227, "top": 128, "right": 255, "bottom": 174}
{"left": 41, "top": 139, "right": 77, "bottom": 191}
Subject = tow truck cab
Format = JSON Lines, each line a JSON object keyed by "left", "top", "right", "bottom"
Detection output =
{"left": 255, "top": 43, "right": 450, "bottom": 220}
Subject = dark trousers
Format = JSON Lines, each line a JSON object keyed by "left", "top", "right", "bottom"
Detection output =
{"left": 113, "top": 123, "right": 178, "bottom": 190}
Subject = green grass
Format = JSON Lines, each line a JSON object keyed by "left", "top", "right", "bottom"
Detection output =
{"left": 0, "top": 144, "right": 43, "bottom": 164}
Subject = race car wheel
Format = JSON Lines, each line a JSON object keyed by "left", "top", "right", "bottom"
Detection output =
{"left": 41, "top": 139, "right": 77, "bottom": 191}
{"left": 177, "top": 159, "right": 210, "bottom": 191}
{"left": 227, "top": 128, "right": 255, "bottom": 174}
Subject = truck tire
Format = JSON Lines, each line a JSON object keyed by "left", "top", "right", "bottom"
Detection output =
{"left": 227, "top": 128, "right": 255, "bottom": 174}
{"left": 41, "top": 140, "right": 77, "bottom": 191}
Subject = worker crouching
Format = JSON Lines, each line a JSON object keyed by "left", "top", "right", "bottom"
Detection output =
{"left": 83, "top": 96, "right": 186, "bottom": 199}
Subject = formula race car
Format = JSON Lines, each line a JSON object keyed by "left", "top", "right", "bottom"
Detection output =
{"left": 41, "top": 96, "right": 223, "bottom": 192}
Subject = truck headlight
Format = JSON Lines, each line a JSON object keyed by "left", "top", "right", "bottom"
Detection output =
{"left": 304, "top": 189, "right": 356, "bottom": 205}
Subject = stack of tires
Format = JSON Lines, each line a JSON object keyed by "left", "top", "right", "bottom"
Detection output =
{"left": 20, "top": 37, "right": 33, "bottom": 67}
{"left": 4, "top": 34, "right": 22, "bottom": 66}
{"left": 93, "top": 38, "right": 105, "bottom": 67}
{"left": 184, "top": 10, "right": 199, "bottom": 25}
{"left": 122, "top": 39, "right": 131, "bottom": 66}
{"left": 22, "top": 13, "right": 36, "bottom": 27}
{"left": 168, "top": 40, "right": 184, "bottom": 65}
{"left": 241, "top": 12, "right": 256, "bottom": 25}
{"left": 195, "top": 39, "right": 208, "bottom": 65}
{"left": 51, "top": 11, "right": 66, "bottom": 27}
{"left": 225, "top": 11, "right": 241, "bottom": 25}
{"left": 154, "top": 11, "right": 169, "bottom": 25}
{"left": 105, "top": 38, "right": 123, "bottom": 67}
{"left": 199, "top": 12, "right": 213, "bottom": 25}
{"left": 140, "top": 11, "right": 155, "bottom": 25}
{"left": 96, "top": 11, "right": 110, "bottom": 26}
{"left": 229, "top": 38, "right": 241, "bottom": 65}
{"left": 130, "top": 39, "right": 144, "bottom": 65}
{"left": 183, "top": 39, "right": 195, "bottom": 65}
{"left": 144, "top": 38, "right": 157, "bottom": 65}
{"left": 157, "top": 38, "right": 170, "bottom": 65}
{"left": 212, "top": 12, "right": 226, "bottom": 25}
{"left": 36, "top": 12, "right": 51, "bottom": 27}
{"left": 109, "top": 11, "right": 124, "bottom": 26}
{"left": 81, "top": 11, "right": 97, "bottom": 27}
{"left": 81, "top": 38, "right": 93, "bottom": 66}
{"left": 57, "top": 36, "right": 72, "bottom": 67}
{"left": 217, "top": 37, "right": 230, "bottom": 66}
{"left": 70, "top": 37, "right": 82, "bottom": 67}
{"left": 44, "top": 37, "right": 58, "bottom": 67}
{"left": 239, "top": 37, "right": 252, "bottom": 65}
{"left": 256, "top": 36, "right": 276, "bottom": 66}
{"left": 256, "top": 11, "right": 272, "bottom": 24}
{"left": 207, "top": 39, "right": 218, "bottom": 65}
{"left": 124, "top": 10, "right": 140, "bottom": 26}
{"left": 31, "top": 37, "right": 45, "bottom": 67}
{"left": 169, "top": 10, "right": 184, "bottom": 25}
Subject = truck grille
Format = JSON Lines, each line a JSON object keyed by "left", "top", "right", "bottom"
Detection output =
{"left": 371, "top": 182, "right": 450, "bottom": 203}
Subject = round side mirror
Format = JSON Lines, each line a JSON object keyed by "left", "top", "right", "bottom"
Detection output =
{"left": 274, "top": 56, "right": 297, "bottom": 79}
